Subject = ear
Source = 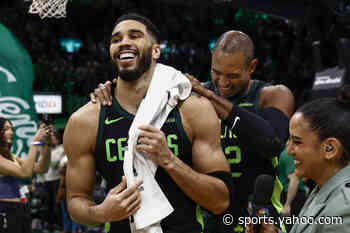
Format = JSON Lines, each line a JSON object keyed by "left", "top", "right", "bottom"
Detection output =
{"left": 322, "top": 138, "right": 342, "bottom": 160}
{"left": 248, "top": 58, "right": 258, "bottom": 75}
{"left": 152, "top": 43, "right": 161, "bottom": 60}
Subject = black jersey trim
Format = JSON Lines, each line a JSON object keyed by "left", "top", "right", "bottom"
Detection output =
{"left": 95, "top": 103, "right": 106, "bottom": 156}
{"left": 174, "top": 107, "right": 193, "bottom": 165}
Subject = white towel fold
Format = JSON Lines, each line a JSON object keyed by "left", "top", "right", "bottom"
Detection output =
{"left": 123, "top": 63, "right": 191, "bottom": 233}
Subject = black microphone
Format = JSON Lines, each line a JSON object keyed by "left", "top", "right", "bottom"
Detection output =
{"left": 252, "top": 174, "right": 278, "bottom": 233}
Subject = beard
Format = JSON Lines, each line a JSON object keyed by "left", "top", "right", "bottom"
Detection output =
{"left": 117, "top": 46, "right": 153, "bottom": 82}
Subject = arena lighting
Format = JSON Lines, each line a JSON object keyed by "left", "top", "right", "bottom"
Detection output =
{"left": 33, "top": 92, "right": 62, "bottom": 114}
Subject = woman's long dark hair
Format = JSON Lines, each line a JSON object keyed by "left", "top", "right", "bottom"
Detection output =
{"left": 0, "top": 117, "right": 12, "bottom": 159}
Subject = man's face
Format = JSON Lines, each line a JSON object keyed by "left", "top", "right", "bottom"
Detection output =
{"left": 211, "top": 51, "right": 254, "bottom": 98}
{"left": 109, "top": 20, "right": 155, "bottom": 82}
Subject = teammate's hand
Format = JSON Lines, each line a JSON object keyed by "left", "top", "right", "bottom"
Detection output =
{"left": 98, "top": 176, "right": 143, "bottom": 222}
{"left": 90, "top": 79, "right": 116, "bottom": 106}
{"left": 184, "top": 73, "right": 210, "bottom": 98}
{"left": 136, "top": 125, "right": 175, "bottom": 168}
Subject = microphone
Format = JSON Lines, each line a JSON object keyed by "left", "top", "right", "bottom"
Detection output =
{"left": 252, "top": 174, "right": 278, "bottom": 233}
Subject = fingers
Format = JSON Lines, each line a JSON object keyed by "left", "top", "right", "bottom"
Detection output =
{"left": 91, "top": 81, "right": 113, "bottom": 106}
{"left": 109, "top": 176, "right": 127, "bottom": 195}
{"left": 97, "top": 83, "right": 112, "bottom": 106}
{"left": 90, "top": 92, "right": 97, "bottom": 103}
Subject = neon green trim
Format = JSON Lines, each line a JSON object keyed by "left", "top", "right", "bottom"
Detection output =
{"left": 196, "top": 205, "right": 204, "bottom": 231}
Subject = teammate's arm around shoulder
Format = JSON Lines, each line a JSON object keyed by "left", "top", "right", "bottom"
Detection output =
{"left": 164, "top": 94, "right": 232, "bottom": 215}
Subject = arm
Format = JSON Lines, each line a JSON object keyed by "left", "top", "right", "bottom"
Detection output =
{"left": 281, "top": 172, "right": 299, "bottom": 216}
{"left": 137, "top": 96, "right": 231, "bottom": 214}
{"left": 64, "top": 103, "right": 142, "bottom": 225}
{"left": 186, "top": 74, "right": 294, "bottom": 158}
{"left": 0, "top": 124, "right": 50, "bottom": 178}
{"left": 33, "top": 125, "right": 54, "bottom": 174}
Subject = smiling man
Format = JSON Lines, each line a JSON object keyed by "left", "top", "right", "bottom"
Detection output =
{"left": 185, "top": 30, "right": 295, "bottom": 233}
{"left": 63, "top": 13, "right": 233, "bottom": 233}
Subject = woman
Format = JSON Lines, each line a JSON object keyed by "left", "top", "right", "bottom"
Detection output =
{"left": 247, "top": 85, "right": 350, "bottom": 233}
{"left": 0, "top": 117, "right": 53, "bottom": 233}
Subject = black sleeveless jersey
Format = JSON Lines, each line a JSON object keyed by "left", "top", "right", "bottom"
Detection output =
{"left": 204, "top": 80, "right": 276, "bottom": 203}
{"left": 94, "top": 97, "right": 202, "bottom": 233}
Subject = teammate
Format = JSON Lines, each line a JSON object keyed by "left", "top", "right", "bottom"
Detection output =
{"left": 64, "top": 13, "right": 232, "bottom": 233}
{"left": 92, "top": 30, "right": 294, "bottom": 232}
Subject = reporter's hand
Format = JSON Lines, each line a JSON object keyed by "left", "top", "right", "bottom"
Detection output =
{"left": 98, "top": 176, "right": 143, "bottom": 222}
{"left": 90, "top": 79, "right": 116, "bottom": 106}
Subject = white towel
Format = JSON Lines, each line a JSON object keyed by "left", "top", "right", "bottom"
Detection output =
{"left": 123, "top": 63, "right": 191, "bottom": 233}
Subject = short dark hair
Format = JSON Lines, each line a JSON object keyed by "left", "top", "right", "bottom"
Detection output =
{"left": 213, "top": 30, "right": 254, "bottom": 68}
{"left": 113, "top": 13, "right": 160, "bottom": 43}
{"left": 297, "top": 85, "right": 350, "bottom": 165}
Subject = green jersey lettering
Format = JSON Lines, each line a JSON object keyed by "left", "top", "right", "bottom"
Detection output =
{"left": 167, "top": 134, "right": 179, "bottom": 156}
{"left": 117, "top": 137, "right": 127, "bottom": 161}
{"left": 106, "top": 138, "right": 117, "bottom": 162}
{"left": 225, "top": 145, "right": 242, "bottom": 177}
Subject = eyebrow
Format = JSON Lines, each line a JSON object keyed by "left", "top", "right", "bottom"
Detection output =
{"left": 212, "top": 68, "right": 238, "bottom": 77}
{"left": 290, "top": 135, "right": 302, "bottom": 140}
{"left": 111, "top": 29, "right": 145, "bottom": 38}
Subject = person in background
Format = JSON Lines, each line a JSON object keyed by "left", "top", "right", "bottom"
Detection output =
{"left": 0, "top": 117, "right": 53, "bottom": 233}
{"left": 247, "top": 85, "right": 350, "bottom": 233}
{"left": 35, "top": 128, "right": 65, "bottom": 233}
{"left": 278, "top": 148, "right": 307, "bottom": 232}
{"left": 56, "top": 155, "right": 82, "bottom": 233}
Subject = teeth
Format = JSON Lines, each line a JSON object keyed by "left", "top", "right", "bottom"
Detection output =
{"left": 294, "top": 160, "right": 301, "bottom": 165}
{"left": 120, "top": 53, "right": 135, "bottom": 59}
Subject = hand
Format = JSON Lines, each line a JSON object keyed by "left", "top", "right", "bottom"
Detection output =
{"left": 90, "top": 79, "right": 117, "bottom": 106}
{"left": 136, "top": 125, "right": 175, "bottom": 167}
{"left": 32, "top": 123, "right": 53, "bottom": 143}
{"left": 281, "top": 204, "right": 291, "bottom": 217}
{"left": 184, "top": 73, "right": 210, "bottom": 98}
{"left": 99, "top": 176, "right": 143, "bottom": 222}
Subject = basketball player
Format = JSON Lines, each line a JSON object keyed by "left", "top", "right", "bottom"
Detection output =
{"left": 63, "top": 13, "right": 233, "bottom": 233}
{"left": 92, "top": 30, "right": 294, "bottom": 233}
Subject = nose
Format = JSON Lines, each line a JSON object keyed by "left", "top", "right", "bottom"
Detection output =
{"left": 286, "top": 140, "right": 294, "bottom": 156}
{"left": 119, "top": 35, "right": 132, "bottom": 46}
{"left": 218, "top": 76, "right": 230, "bottom": 87}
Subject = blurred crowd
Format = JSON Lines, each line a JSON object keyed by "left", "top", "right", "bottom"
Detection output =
{"left": 1, "top": 0, "right": 316, "bottom": 118}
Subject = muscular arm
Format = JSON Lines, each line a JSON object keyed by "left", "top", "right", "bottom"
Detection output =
{"left": 63, "top": 104, "right": 100, "bottom": 225}
{"left": 162, "top": 96, "right": 230, "bottom": 214}
{"left": 64, "top": 103, "right": 142, "bottom": 226}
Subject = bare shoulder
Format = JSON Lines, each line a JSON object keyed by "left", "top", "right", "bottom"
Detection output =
{"left": 64, "top": 102, "right": 100, "bottom": 154}
{"left": 261, "top": 84, "right": 293, "bottom": 97}
{"left": 180, "top": 93, "right": 217, "bottom": 121}
{"left": 178, "top": 94, "right": 219, "bottom": 141}
{"left": 260, "top": 84, "right": 295, "bottom": 117}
